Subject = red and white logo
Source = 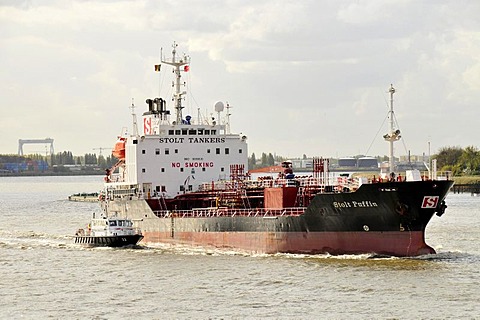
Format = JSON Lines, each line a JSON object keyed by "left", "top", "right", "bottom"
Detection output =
{"left": 143, "top": 117, "right": 152, "bottom": 135}
{"left": 421, "top": 196, "right": 439, "bottom": 208}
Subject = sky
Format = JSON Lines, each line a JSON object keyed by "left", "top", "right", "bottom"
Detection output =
{"left": 1, "top": 0, "right": 479, "bottom": 159}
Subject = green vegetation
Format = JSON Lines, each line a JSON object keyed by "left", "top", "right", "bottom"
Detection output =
{"left": 2, "top": 145, "right": 479, "bottom": 180}
{"left": 0, "top": 152, "right": 117, "bottom": 175}
{"left": 434, "top": 146, "right": 480, "bottom": 176}
{"left": 247, "top": 145, "right": 480, "bottom": 177}
{"left": 248, "top": 152, "right": 288, "bottom": 170}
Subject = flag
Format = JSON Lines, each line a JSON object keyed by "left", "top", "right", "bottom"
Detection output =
{"left": 184, "top": 65, "right": 190, "bottom": 72}
{"left": 154, "top": 64, "right": 161, "bottom": 72}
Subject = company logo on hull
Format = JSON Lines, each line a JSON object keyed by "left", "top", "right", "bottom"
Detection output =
{"left": 421, "top": 196, "right": 439, "bottom": 208}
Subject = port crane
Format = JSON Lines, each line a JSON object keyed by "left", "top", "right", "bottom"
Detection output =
{"left": 92, "top": 147, "right": 112, "bottom": 156}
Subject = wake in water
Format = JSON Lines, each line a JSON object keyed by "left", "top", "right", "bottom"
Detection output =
{"left": 1, "top": 228, "right": 478, "bottom": 266}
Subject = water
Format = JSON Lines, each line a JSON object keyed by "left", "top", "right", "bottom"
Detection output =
{"left": 1, "top": 176, "right": 479, "bottom": 319}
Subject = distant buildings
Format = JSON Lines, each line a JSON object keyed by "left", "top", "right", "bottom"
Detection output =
{"left": 288, "top": 156, "right": 428, "bottom": 172}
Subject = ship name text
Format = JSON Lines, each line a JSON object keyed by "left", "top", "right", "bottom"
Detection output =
{"left": 333, "top": 200, "right": 378, "bottom": 208}
{"left": 159, "top": 137, "right": 226, "bottom": 144}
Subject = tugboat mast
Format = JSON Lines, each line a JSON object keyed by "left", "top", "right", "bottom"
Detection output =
{"left": 161, "top": 42, "right": 190, "bottom": 124}
{"left": 383, "top": 84, "right": 401, "bottom": 176}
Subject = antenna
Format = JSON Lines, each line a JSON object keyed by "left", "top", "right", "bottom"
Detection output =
{"left": 161, "top": 42, "right": 190, "bottom": 124}
{"left": 225, "top": 102, "right": 232, "bottom": 134}
{"left": 130, "top": 98, "right": 139, "bottom": 137}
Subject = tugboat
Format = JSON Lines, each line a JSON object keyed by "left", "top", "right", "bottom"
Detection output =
{"left": 98, "top": 42, "right": 454, "bottom": 257}
{"left": 74, "top": 213, "right": 143, "bottom": 247}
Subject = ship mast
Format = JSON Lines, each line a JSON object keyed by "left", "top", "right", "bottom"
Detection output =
{"left": 161, "top": 42, "right": 190, "bottom": 124}
{"left": 383, "top": 84, "right": 401, "bottom": 176}
{"left": 130, "top": 98, "right": 139, "bottom": 137}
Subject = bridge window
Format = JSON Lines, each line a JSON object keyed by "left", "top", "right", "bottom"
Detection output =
{"left": 198, "top": 129, "right": 204, "bottom": 135}
{"left": 211, "top": 130, "right": 216, "bottom": 135}
{"left": 175, "top": 130, "right": 181, "bottom": 135}
{"left": 155, "top": 148, "right": 160, "bottom": 155}
{"left": 168, "top": 130, "right": 174, "bottom": 135}
{"left": 205, "top": 130, "right": 210, "bottom": 135}
{"left": 189, "top": 129, "right": 196, "bottom": 135}
{"left": 165, "top": 148, "right": 169, "bottom": 155}
{"left": 182, "top": 129, "right": 188, "bottom": 135}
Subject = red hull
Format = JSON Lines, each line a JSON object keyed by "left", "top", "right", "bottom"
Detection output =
{"left": 142, "top": 230, "right": 435, "bottom": 257}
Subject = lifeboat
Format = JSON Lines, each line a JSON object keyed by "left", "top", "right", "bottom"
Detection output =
{"left": 112, "top": 137, "right": 126, "bottom": 160}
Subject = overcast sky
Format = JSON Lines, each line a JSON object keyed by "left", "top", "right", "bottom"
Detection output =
{"left": 1, "top": 0, "right": 479, "bottom": 159}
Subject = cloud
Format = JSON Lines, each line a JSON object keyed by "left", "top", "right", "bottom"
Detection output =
{"left": 1, "top": 0, "right": 480, "bottom": 158}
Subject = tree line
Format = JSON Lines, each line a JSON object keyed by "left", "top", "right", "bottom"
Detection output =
{"left": 434, "top": 146, "right": 480, "bottom": 175}
{"left": 247, "top": 145, "right": 480, "bottom": 176}
{"left": 0, "top": 152, "right": 117, "bottom": 169}
{"left": 2, "top": 145, "right": 478, "bottom": 176}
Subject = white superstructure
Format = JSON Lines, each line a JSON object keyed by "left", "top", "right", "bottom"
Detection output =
{"left": 105, "top": 43, "right": 248, "bottom": 198}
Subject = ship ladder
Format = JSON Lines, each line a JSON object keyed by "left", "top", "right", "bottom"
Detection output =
{"left": 158, "top": 195, "right": 168, "bottom": 210}
{"left": 296, "top": 186, "right": 306, "bottom": 207}
{"left": 170, "top": 215, "right": 174, "bottom": 238}
{"left": 241, "top": 189, "right": 251, "bottom": 209}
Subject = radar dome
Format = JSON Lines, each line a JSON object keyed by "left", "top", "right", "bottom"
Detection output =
{"left": 214, "top": 101, "right": 225, "bottom": 112}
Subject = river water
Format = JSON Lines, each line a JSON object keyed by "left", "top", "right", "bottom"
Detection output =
{"left": 0, "top": 175, "right": 479, "bottom": 319}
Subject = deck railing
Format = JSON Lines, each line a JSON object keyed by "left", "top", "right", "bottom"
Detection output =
{"left": 152, "top": 207, "right": 307, "bottom": 219}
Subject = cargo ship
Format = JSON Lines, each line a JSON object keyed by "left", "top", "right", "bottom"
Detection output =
{"left": 100, "top": 42, "right": 453, "bottom": 257}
